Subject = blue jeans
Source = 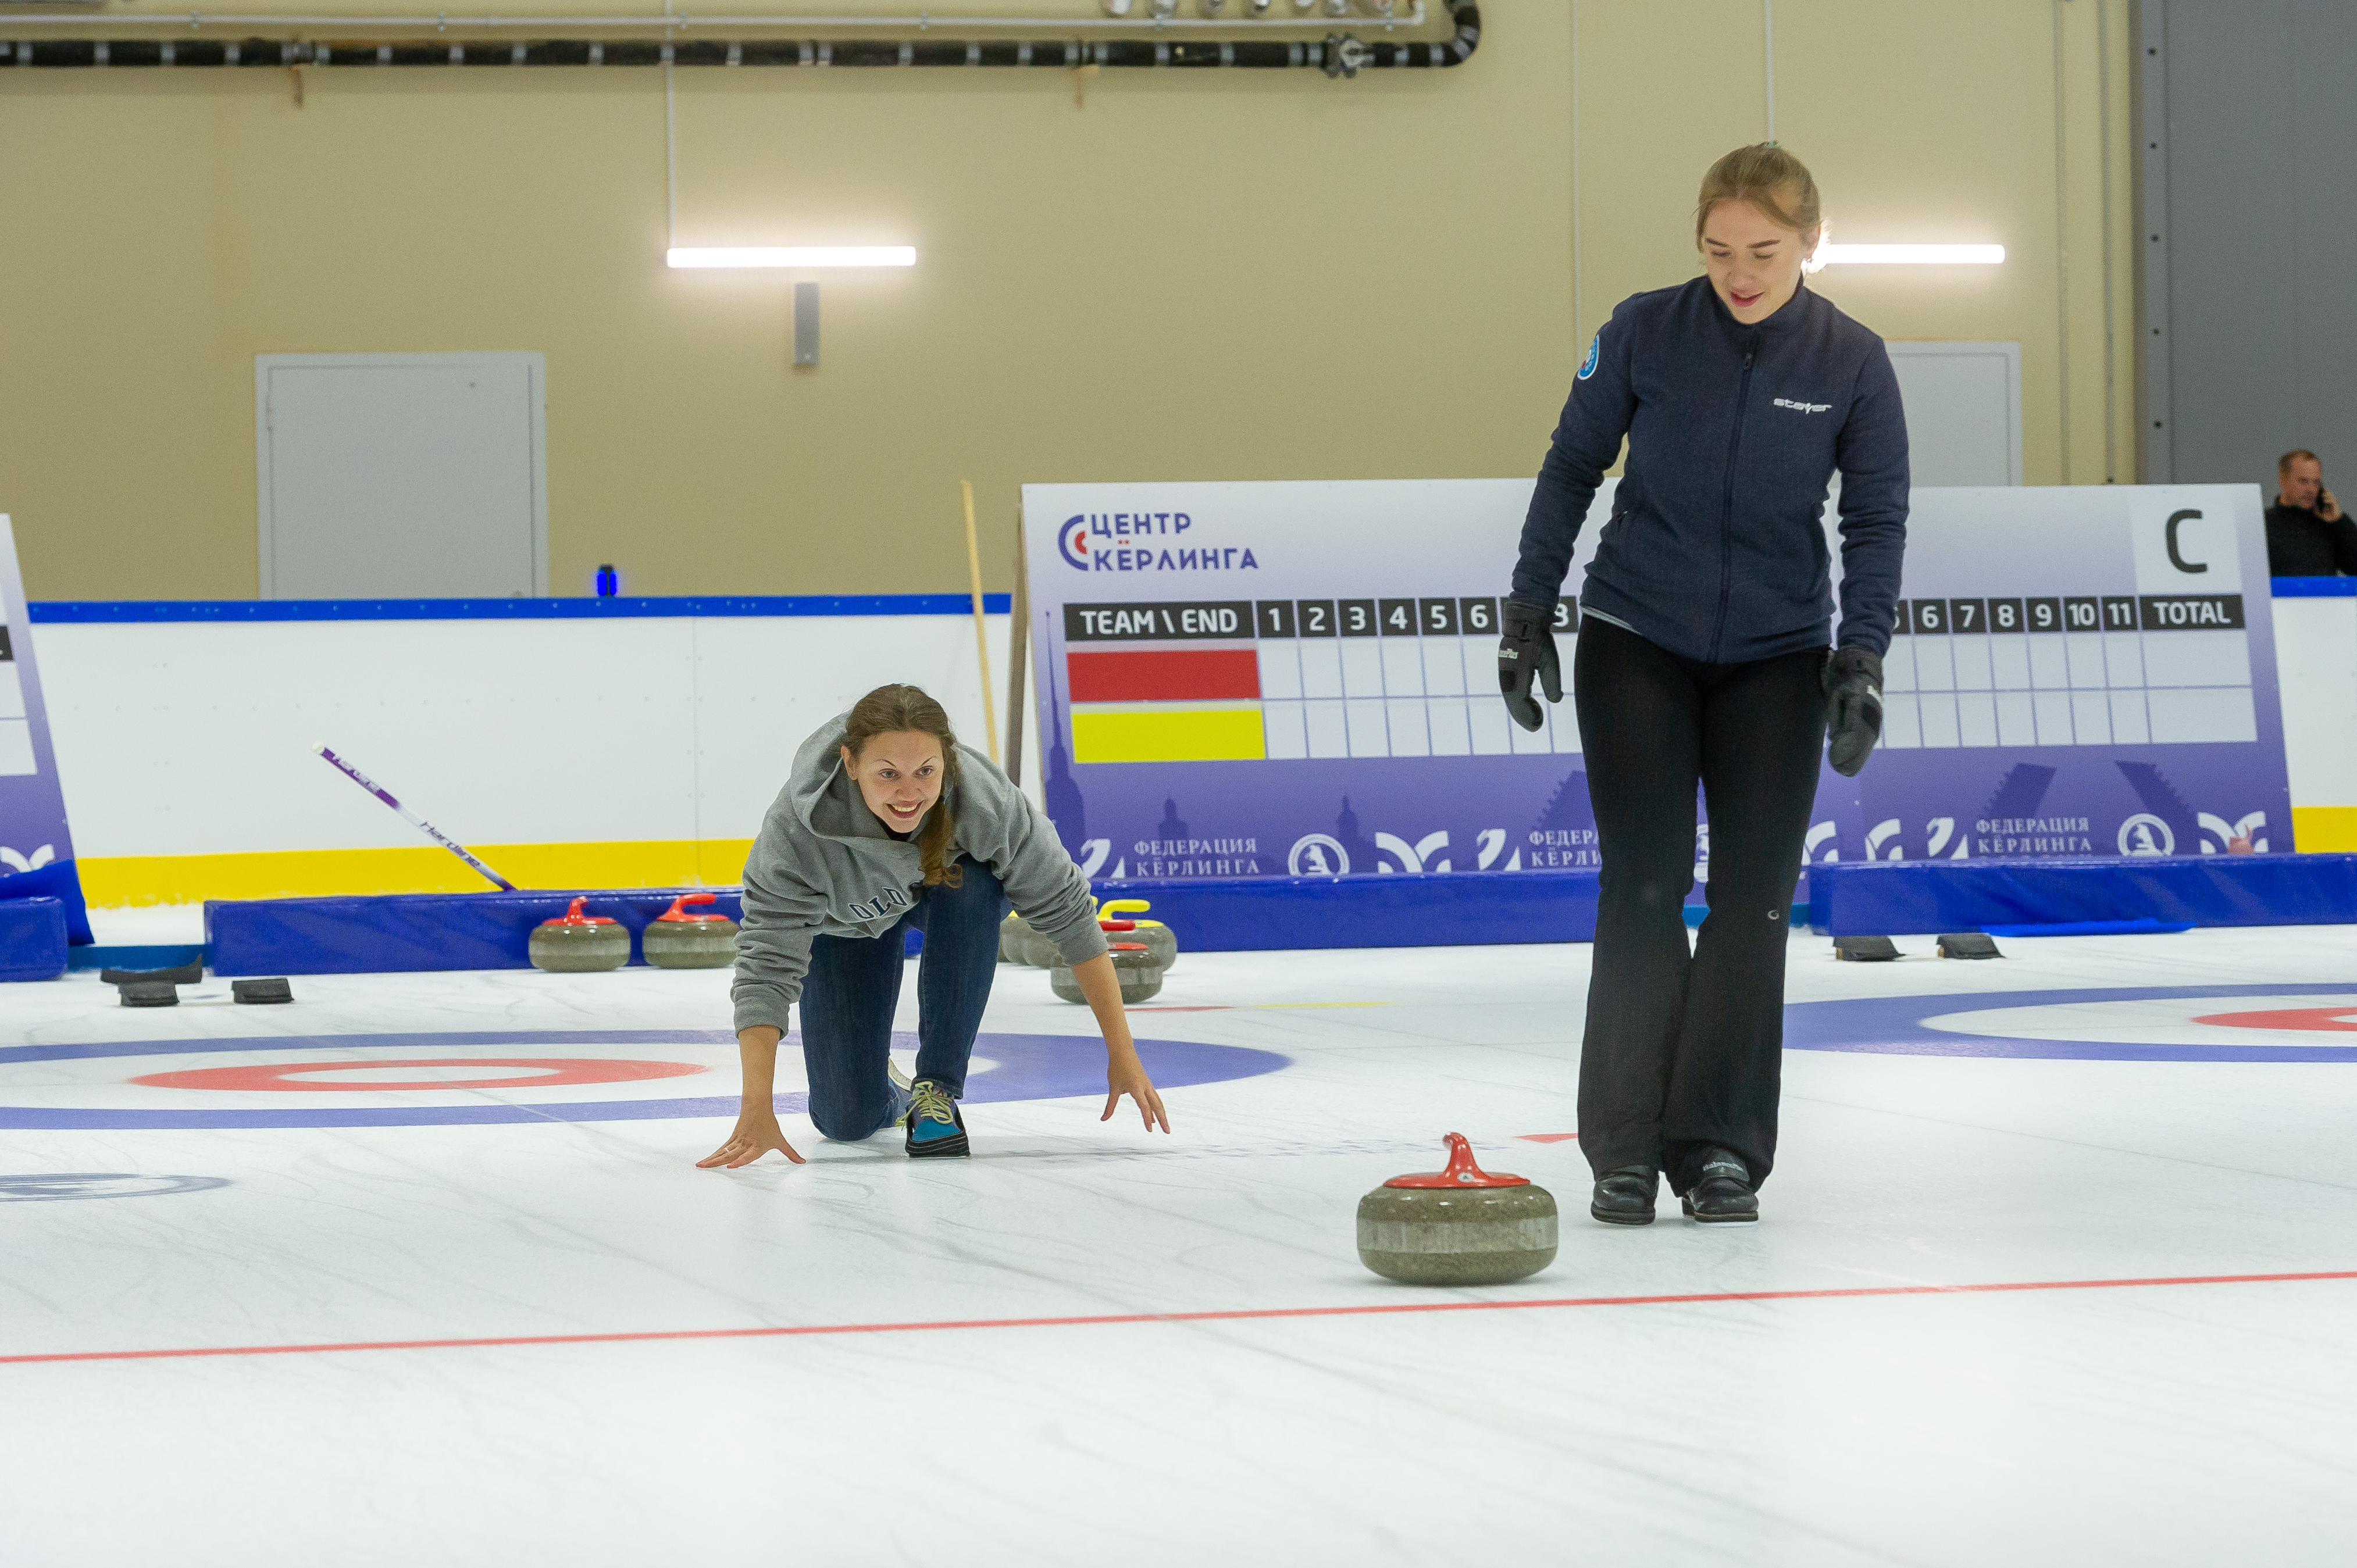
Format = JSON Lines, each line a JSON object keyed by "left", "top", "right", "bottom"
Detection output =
{"left": 798, "top": 856, "right": 1009, "bottom": 1142}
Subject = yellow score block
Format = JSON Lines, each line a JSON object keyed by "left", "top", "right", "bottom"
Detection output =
{"left": 1072, "top": 709, "right": 1266, "bottom": 764}
{"left": 2291, "top": 806, "right": 2357, "bottom": 853}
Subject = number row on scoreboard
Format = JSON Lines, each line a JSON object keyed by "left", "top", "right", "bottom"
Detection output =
{"left": 1895, "top": 594, "right": 2246, "bottom": 635}
{"left": 1254, "top": 599, "right": 1576, "bottom": 640}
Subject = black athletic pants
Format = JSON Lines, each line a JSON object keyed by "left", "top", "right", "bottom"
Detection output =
{"left": 1574, "top": 617, "right": 1828, "bottom": 1194}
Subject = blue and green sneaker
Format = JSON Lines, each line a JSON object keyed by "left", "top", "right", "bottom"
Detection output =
{"left": 903, "top": 1077, "right": 969, "bottom": 1159}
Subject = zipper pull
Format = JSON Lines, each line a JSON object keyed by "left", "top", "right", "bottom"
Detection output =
{"left": 1744, "top": 348, "right": 1756, "bottom": 369}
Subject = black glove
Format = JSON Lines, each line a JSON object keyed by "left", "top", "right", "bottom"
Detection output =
{"left": 1498, "top": 599, "right": 1563, "bottom": 732}
{"left": 1823, "top": 647, "right": 1884, "bottom": 777}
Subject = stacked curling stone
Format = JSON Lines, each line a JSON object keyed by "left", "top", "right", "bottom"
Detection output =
{"left": 642, "top": 892, "right": 739, "bottom": 969}
{"left": 1050, "top": 936, "right": 1166, "bottom": 1004}
{"left": 1097, "top": 898, "right": 1178, "bottom": 970}
{"left": 529, "top": 896, "right": 632, "bottom": 973}
{"left": 1000, "top": 912, "right": 1059, "bottom": 968}
{"left": 1357, "top": 1134, "right": 1559, "bottom": 1286}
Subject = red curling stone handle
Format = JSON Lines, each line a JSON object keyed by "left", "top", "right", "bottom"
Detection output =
{"left": 1383, "top": 1131, "right": 1531, "bottom": 1189}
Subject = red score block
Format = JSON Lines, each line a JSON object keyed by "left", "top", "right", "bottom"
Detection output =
{"left": 1066, "top": 648, "right": 1261, "bottom": 704}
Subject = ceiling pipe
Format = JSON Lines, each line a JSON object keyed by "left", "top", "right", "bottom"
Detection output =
{"left": 0, "top": 5, "right": 1476, "bottom": 73}
{"left": 0, "top": 4, "right": 1433, "bottom": 27}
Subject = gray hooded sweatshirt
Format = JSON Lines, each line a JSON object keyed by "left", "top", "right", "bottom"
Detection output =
{"left": 730, "top": 711, "right": 1108, "bottom": 1035}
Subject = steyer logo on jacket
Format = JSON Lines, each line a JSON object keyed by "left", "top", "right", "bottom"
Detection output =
{"left": 1772, "top": 397, "right": 1832, "bottom": 415}
{"left": 847, "top": 887, "right": 914, "bottom": 921}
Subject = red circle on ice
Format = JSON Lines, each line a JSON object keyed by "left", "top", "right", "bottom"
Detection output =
{"left": 2190, "top": 1006, "right": 2357, "bottom": 1034}
{"left": 126, "top": 1058, "right": 709, "bottom": 1093}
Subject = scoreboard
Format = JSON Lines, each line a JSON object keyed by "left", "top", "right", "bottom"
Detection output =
{"left": 1021, "top": 480, "right": 2292, "bottom": 884}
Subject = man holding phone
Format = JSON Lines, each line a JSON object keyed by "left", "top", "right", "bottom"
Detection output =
{"left": 2266, "top": 449, "right": 2357, "bottom": 576}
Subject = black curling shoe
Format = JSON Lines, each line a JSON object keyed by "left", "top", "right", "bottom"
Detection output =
{"left": 1590, "top": 1165, "right": 1660, "bottom": 1226}
{"left": 903, "top": 1078, "right": 970, "bottom": 1159}
{"left": 1680, "top": 1147, "right": 1759, "bottom": 1223}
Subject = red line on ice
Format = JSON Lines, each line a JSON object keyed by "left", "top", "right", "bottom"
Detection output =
{"left": 7, "top": 1269, "right": 2354, "bottom": 1369}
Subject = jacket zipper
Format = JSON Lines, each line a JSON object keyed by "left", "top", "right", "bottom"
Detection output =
{"left": 1709, "top": 342, "right": 1757, "bottom": 663}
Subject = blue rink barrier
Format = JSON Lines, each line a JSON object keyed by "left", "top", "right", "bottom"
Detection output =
{"left": 1980, "top": 919, "right": 2196, "bottom": 938}
{"left": 0, "top": 896, "right": 69, "bottom": 983}
{"left": 204, "top": 869, "right": 1607, "bottom": 975}
{"left": 205, "top": 888, "right": 930, "bottom": 976}
{"left": 0, "top": 858, "right": 96, "bottom": 946}
{"left": 191, "top": 856, "right": 2357, "bottom": 974}
{"left": 208, "top": 889, "right": 749, "bottom": 977}
{"left": 1807, "top": 854, "right": 2357, "bottom": 937}
{"left": 1090, "top": 869, "right": 1601, "bottom": 952}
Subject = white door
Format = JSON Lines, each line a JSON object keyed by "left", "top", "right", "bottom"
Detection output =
{"left": 256, "top": 353, "right": 547, "bottom": 599}
{"left": 1884, "top": 341, "right": 2023, "bottom": 486}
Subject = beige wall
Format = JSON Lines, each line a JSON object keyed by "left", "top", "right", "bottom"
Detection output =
{"left": 0, "top": 0, "right": 2135, "bottom": 602}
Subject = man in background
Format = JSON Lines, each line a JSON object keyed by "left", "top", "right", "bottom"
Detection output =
{"left": 2266, "top": 449, "right": 2357, "bottom": 576}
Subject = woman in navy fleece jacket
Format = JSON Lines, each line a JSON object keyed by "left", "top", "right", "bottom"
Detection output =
{"left": 1499, "top": 144, "right": 1908, "bottom": 1227}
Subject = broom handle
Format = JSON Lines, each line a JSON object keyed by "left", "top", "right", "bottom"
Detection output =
{"left": 313, "top": 744, "right": 517, "bottom": 892}
{"left": 961, "top": 480, "right": 1001, "bottom": 763}
{"left": 1004, "top": 515, "right": 1030, "bottom": 786}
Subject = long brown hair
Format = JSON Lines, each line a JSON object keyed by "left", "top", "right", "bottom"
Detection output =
{"left": 840, "top": 684, "right": 964, "bottom": 888}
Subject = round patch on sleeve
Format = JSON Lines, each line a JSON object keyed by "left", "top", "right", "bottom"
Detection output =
{"left": 1577, "top": 333, "right": 1601, "bottom": 380}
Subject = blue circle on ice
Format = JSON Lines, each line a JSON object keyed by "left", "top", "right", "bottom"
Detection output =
{"left": 0, "top": 1030, "right": 1290, "bottom": 1129}
{"left": 1786, "top": 984, "right": 2357, "bottom": 1063}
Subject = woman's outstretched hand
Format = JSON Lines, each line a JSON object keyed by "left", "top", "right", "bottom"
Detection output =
{"left": 1103, "top": 1045, "right": 1171, "bottom": 1133}
{"left": 1067, "top": 949, "right": 1174, "bottom": 1134}
{"left": 697, "top": 1110, "right": 805, "bottom": 1169}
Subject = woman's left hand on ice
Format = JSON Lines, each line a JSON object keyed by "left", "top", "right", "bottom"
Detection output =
{"left": 1103, "top": 1047, "right": 1171, "bottom": 1133}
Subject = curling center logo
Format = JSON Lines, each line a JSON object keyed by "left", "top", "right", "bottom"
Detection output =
{"left": 1057, "top": 516, "right": 1093, "bottom": 570}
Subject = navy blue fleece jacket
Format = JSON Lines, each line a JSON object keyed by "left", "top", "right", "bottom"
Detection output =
{"left": 1511, "top": 277, "right": 1909, "bottom": 662}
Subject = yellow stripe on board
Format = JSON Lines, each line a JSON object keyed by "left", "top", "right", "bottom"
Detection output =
{"left": 1072, "top": 708, "right": 1265, "bottom": 764}
{"left": 76, "top": 839, "right": 758, "bottom": 907}
{"left": 2291, "top": 806, "right": 2357, "bottom": 853}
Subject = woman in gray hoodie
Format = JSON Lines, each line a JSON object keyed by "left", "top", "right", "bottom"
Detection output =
{"left": 697, "top": 683, "right": 1168, "bottom": 1167}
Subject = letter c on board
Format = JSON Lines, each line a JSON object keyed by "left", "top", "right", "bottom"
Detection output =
{"left": 2165, "top": 509, "right": 2208, "bottom": 574}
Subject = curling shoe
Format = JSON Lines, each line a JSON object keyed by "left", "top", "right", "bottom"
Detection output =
{"left": 1589, "top": 1165, "right": 1660, "bottom": 1226}
{"left": 1680, "top": 1147, "right": 1759, "bottom": 1223}
{"left": 904, "top": 1077, "right": 970, "bottom": 1159}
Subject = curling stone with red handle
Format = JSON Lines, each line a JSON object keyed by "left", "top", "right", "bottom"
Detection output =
{"left": 1097, "top": 917, "right": 1178, "bottom": 971}
{"left": 1356, "top": 1134, "right": 1558, "bottom": 1285}
{"left": 529, "top": 896, "right": 631, "bottom": 973}
{"left": 641, "top": 892, "right": 739, "bottom": 969}
{"left": 1050, "top": 941, "right": 1164, "bottom": 1004}
{"left": 1099, "top": 898, "right": 1178, "bottom": 970}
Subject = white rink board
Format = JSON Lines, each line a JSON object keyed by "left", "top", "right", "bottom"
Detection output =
{"left": 27, "top": 611, "right": 1011, "bottom": 858}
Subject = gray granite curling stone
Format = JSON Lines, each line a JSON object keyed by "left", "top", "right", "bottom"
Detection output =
{"left": 529, "top": 896, "right": 631, "bottom": 973}
{"left": 1357, "top": 1134, "right": 1557, "bottom": 1286}
{"left": 1098, "top": 918, "right": 1178, "bottom": 971}
{"left": 1099, "top": 900, "right": 1178, "bottom": 970}
{"left": 1000, "top": 912, "right": 1061, "bottom": 968}
{"left": 642, "top": 892, "right": 739, "bottom": 969}
{"left": 1049, "top": 942, "right": 1164, "bottom": 1005}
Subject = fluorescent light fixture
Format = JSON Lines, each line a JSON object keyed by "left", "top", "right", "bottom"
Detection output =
{"left": 1814, "top": 244, "right": 2005, "bottom": 265}
{"left": 666, "top": 247, "right": 917, "bottom": 269}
